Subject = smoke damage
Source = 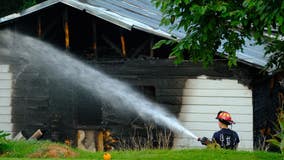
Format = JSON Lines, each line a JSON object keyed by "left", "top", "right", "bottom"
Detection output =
{"left": 0, "top": 29, "right": 198, "bottom": 140}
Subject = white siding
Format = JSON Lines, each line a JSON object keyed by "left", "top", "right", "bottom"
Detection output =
{"left": 0, "top": 65, "right": 13, "bottom": 136}
{"left": 173, "top": 76, "right": 253, "bottom": 150}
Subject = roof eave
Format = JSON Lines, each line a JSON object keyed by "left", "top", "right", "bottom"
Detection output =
{"left": 0, "top": 0, "right": 177, "bottom": 39}
{"left": 0, "top": 0, "right": 59, "bottom": 24}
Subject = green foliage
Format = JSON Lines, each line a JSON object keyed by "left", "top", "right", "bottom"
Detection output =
{"left": 152, "top": 0, "right": 284, "bottom": 71}
{"left": 266, "top": 110, "right": 284, "bottom": 154}
{"left": 0, "top": 131, "right": 10, "bottom": 141}
{"left": 22, "top": 0, "right": 37, "bottom": 10}
{"left": 0, "top": 130, "right": 10, "bottom": 154}
{"left": 0, "top": 0, "right": 44, "bottom": 17}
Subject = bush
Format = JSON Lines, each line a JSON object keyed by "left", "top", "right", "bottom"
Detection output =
{"left": 266, "top": 110, "right": 284, "bottom": 154}
{"left": 0, "top": 130, "right": 10, "bottom": 154}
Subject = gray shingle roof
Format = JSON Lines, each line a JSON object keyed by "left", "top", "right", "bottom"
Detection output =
{"left": 0, "top": 0, "right": 268, "bottom": 68}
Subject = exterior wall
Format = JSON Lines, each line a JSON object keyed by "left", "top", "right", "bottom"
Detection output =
{"left": 252, "top": 78, "right": 272, "bottom": 149}
{"left": 174, "top": 76, "right": 253, "bottom": 150}
{"left": 10, "top": 64, "right": 82, "bottom": 141}
{"left": 0, "top": 52, "right": 255, "bottom": 149}
{"left": 0, "top": 64, "right": 13, "bottom": 138}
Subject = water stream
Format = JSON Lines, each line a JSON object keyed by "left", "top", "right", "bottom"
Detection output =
{"left": 0, "top": 29, "right": 198, "bottom": 140}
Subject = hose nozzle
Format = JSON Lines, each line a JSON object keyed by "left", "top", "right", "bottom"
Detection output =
{"left": 198, "top": 137, "right": 210, "bottom": 145}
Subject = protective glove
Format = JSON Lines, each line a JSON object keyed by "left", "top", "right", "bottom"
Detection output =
{"left": 198, "top": 137, "right": 209, "bottom": 145}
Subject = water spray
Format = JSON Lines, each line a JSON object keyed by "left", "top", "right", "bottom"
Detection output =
{"left": 0, "top": 30, "right": 199, "bottom": 140}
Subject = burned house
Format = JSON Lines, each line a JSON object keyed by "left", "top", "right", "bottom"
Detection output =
{"left": 0, "top": 0, "right": 283, "bottom": 151}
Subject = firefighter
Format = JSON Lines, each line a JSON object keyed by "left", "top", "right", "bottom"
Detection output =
{"left": 198, "top": 111, "right": 240, "bottom": 149}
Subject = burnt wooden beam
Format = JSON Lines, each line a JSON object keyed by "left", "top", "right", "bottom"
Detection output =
{"left": 101, "top": 34, "right": 121, "bottom": 55}
{"left": 63, "top": 7, "right": 70, "bottom": 50}
{"left": 131, "top": 40, "right": 149, "bottom": 58}
{"left": 150, "top": 36, "right": 154, "bottom": 57}
{"left": 41, "top": 16, "right": 60, "bottom": 38}
{"left": 92, "top": 19, "right": 98, "bottom": 59}
{"left": 37, "top": 15, "right": 42, "bottom": 38}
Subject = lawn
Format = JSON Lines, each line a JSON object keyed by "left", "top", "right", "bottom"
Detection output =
{"left": 0, "top": 140, "right": 283, "bottom": 160}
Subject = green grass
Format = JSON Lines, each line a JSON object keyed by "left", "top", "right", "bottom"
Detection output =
{"left": 0, "top": 140, "right": 283, "bottom": 160}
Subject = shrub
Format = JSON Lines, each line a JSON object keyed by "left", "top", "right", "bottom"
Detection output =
{"left": 266, "top": 110, "right": 284, "bottom": 154}
{"left": 0, "top": 130, "right": 10, "bottom": 154}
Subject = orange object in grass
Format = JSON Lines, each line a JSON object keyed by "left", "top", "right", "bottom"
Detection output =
{"left": 103, "top": 152, "right": 111, "bottom": 160}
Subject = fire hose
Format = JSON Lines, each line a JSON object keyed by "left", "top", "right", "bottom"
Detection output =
{"left": 197, "top": 137, "right": 212, "bottom": 145}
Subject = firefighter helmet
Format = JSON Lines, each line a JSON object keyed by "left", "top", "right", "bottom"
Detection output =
{"left": 216, "top": 111, "right": 235, "bottom": 125}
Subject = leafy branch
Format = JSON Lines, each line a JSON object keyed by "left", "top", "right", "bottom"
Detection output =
{"left": 152, "top": 0, "right": 284, "bottom": 71}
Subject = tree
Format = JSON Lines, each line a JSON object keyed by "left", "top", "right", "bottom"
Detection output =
{"left": 0, "top": 0, "right": 44, "bottom": 17}
{"left": 152, "top": 0, "right": 284, "bottom": 71}
{"left": 0, "top": 0, "right": 22, "bottom": 17}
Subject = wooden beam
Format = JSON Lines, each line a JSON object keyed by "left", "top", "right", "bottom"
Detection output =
{"left": 37, "top": 15, "right": 42, "bottom": 38}
{"left": 92, "top": 19, "right": 98, "bottom": 59}
{"left": 28, "top": 129, "right": 43, "bottom": 140}
{"left": 77, "top": 130, "right": 86, "bottom": 150}
{"left": 120, "top": 34, "right": 126, "bottom": 57}
{"left": 131, "top": 40, "right": 149, "bottom": 58}
{"left": 13, "top": 131, "right": 26, "bottom": 140}
{"left": 63, "top": 7, "right": 70, "bottom": 50}
{"left": 150, "top": 36, "right": 154, "bottom": 57}
{"left": 41, "top": 16, "right": 60, "bottom": 38}
{"left": 101, "top": 34, "right": 121, "bottom": 55}
{"left": 96, "top": 131, "right": 104, "bottom": 151}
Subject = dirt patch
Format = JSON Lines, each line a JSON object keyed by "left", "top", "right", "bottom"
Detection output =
{"left": 29, "top": 144, "right": 78, "bottom": 158}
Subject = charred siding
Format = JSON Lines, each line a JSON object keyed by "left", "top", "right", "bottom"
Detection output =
{"left": 2, "top": 55, "right": 256, "bottom": 142}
